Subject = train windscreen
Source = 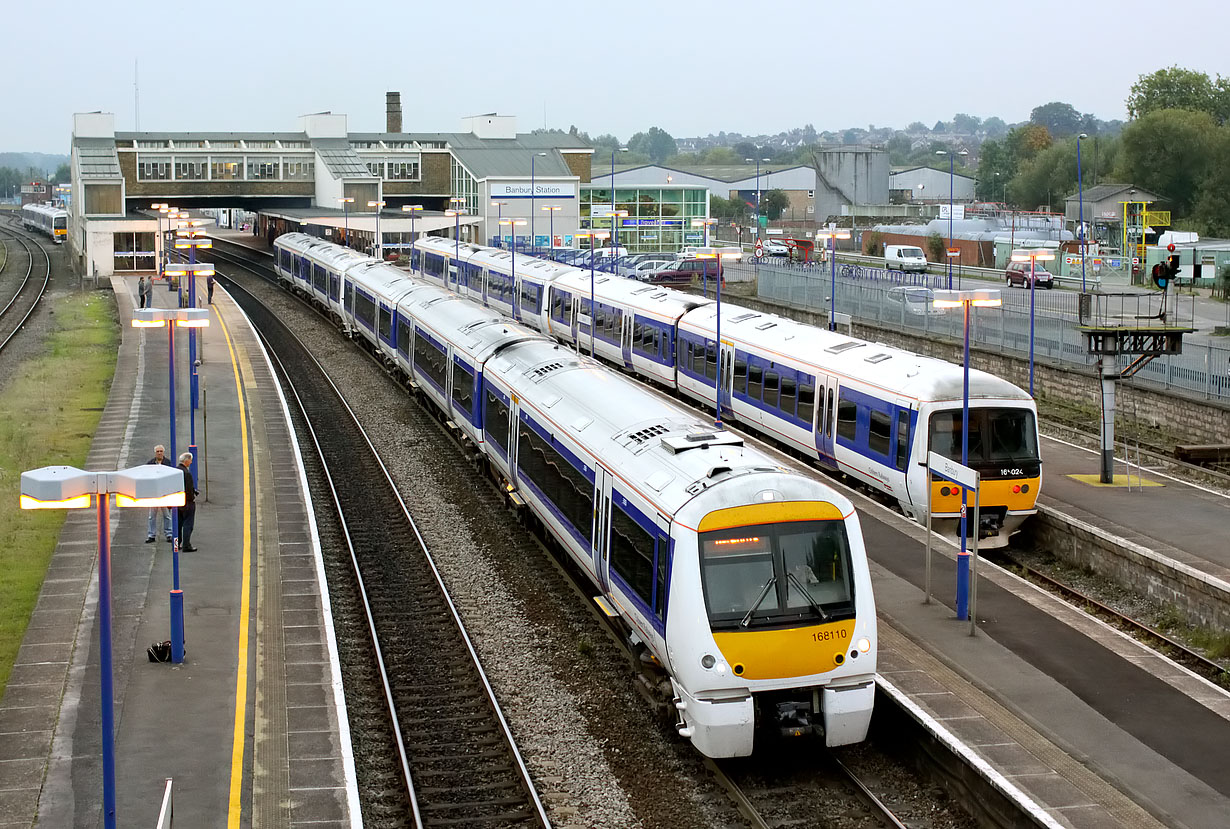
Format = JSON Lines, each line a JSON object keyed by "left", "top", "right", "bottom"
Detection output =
{"left": 928, "top": 407, "right": 1039, "bottom": 466}
{"left": 699, "top": 520, "right": 854, "bottom": 630}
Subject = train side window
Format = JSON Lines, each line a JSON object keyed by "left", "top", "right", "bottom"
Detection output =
{"left": 798, "top": 381, "right": 815, "bottom": 425}
{"left": 378, "top": 306, "right": 392, "bottom": 341}
{"left": 748, "top": 362, "right": 763, "bottom": 399}
{"left": 484, "top": 389, "right": 510, "bottom": 452}
{"left": 763, "top": 371, "right": 780, "bottom": 409}
{"left": 655, "top": 532, "right": 670, "bottom": 620}
{"left": 837, "top": 395, "right": 858, "bottom": 441}
{"left": 397, "top": 320, "right": 411, "bottom": 356}
{"left": 895, "top": 410, "right": 910, "bottom": 470}
{"left": 691, "top": 339, "right": 705, "bottom": 376}
{"left": 734, "top": 356, "right": 748, "bottom": 395}
{"left": 451, "top": 362, "right": 475, "bottom": 417}
{"left": 869, "top": 409, "right": 891, "bottom": 456}
{"left": 780, "top": 374, "right": 797, "bottom": 419}
{"left": 705, "top": 342, "right": 717, "bottom": 381}
{"left": 610, "top": 499, "right": 655, "bottom": 609}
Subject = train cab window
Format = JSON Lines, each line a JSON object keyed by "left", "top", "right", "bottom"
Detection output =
{"left": 763, "top": 371, "right": 779, "bottom": 409}
{"left": 610, "top": 500, "right": 655, "bottom": 609}
{"left": 798, "top": 382, "right": 815, "bottom": 426}
{"left": 734, "top": 356, "right": 748, "bottom": 395}
{"left": 895, "top": 411, "right": 910, "bottom": 470}
{"left": 484, "top": 389, "right": 510, "bottom": 453}
{"left": 868, "top": 410, "right": 891, "bottom": 456}
{"left": 836, "top": 395, "right": 858, "bottom": 441}
{"left": 451, "top": 362, "right": 475, "bottom": 416}
{"left": 780, "top": 375, "right": 797, "bottom": 419}
{"left": 780, "top": 522, "right": 852, "bottom": 609}
{"left": 397, "top": 320, "right": 411, "bottom": 357}
{"left": 704, "top": 342, "right": 717, "bottom": 381}
{"left": 748, "top": 363, "right": 763, "bottom": 399}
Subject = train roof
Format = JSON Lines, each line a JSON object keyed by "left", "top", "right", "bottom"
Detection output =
{"left": 22, "top": 203, "right": 67, "bottom": 219}
{"left": 552, "top": 270, "right": 711, "bottom": 321}
{"left": 277, "top": 232, "right": 375, "bottom": 272}
{"left": 487, "top": 339, "right": 848, "bottom": 515}
{"left": 681, "top": 302, "right": 1029, "bottom": 403}
{"left": 346, "top": 260, "right": 420, "bottom": 301}
{"left": 401, "top": 289, "right": 544, "bottom": 361}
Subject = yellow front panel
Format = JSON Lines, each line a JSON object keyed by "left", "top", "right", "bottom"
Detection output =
{"left": 929, "top": 476, "right": 1040, "bottom": 515}
{"left": 698, "top": 500, "right": 845, "bottom": 532}
{"left": 713, "top": 619, "right": 858, "bottom": 680}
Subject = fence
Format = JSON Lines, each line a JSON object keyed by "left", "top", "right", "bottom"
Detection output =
{"left": 755, "top": 262, "right": 1230, "bottom": 403}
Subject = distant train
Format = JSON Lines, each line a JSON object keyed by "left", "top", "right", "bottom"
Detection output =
{"left": 21, "top": 203, "right": 67, "bottom": 244}
{"left": 399, "top": 235, "right": 1041, "bottom": 548}
{"left": 273, "top": 232, "right": 879, "bottom": 758}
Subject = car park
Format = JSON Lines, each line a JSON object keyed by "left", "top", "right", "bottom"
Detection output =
{"left": 647, "top": 257, "right": 728, "bottom": 287}
{"left": 1005, "top": 261, "right": 1055, "bottom": 289}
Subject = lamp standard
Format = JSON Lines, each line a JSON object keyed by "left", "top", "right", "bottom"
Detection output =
{"left": 817, "top": 223, "right": 851, "bottom": 331}
{"left": 575, "top": 229, "right": 610, "bottom": 356}
{"left": 499, "top": 218, "right": 528, "bottom": 316}
{"left": 1010, "top": 249, "right": 1055, "bottom": 397}
{"left": 21, "top": 463, "right": 186, "bottom": 829}
{"left": 490, "top": 201, "right": 508, "bottom": 248}
{"left": 744, "top": 156, "right": 770, "bottom": 245}
{"left": 610, "top": 145, "right": 628, "bottom": 213}
{"left": 1076, "top": 133, "right": 1088, "bottom": 292}
{"left": 542, "top": 205, "right": 561, "bottom": 256}
{"left": 691, "top": 218, "right": 717, "bottom": 295}
{"left": 151, "top": 203, "right": 168, "bottom": 279}
{"left": 930, "top": 288, "right": 1003, "bottom": 621}
{"left": 696, "top": 247, "right": 742, "bottom": 428}
{"left": 446, "top": 199, "right": 465, "bottom": 290}
{"left": 401, "top": 204, "right": 423, "bottom": 266}
{"left": 366, "top": 200, "right": 386, "bottom": 259}
{"left": 172, "top": 224, "right": 212, "bottom": 482}
{"left": 530, "top": 151, "right": 547, "bottom": 253}
{"left": 936, "top": 149, "right": 969, "bottom": 289}
{"left": 337, "top": 197, "right": 354, "bottom": 247}
{"left": 132, "top": 305, "right": 210, "bottom": 663}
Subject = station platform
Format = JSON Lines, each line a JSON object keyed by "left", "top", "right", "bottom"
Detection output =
{"left": 0, "top": 275, "right": 358, "bottom": 827}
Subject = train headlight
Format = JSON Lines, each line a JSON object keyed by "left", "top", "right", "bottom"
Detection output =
{"left": 857, "top": 637, "right": 871, "bottom": 653}
{"left": 701, "top": 654, "right": 716, "bottom": 669}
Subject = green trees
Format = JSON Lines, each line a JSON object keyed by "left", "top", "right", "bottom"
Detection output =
{"left": 1030, "top": 102, "right": 1083, "bottom": 138}
{"left": 1126, "top": 66, "right": 1230, "bottom": 123}
{"left": 759, "top": 189, "right": 790, "bottom": 221}
{"left": 926, "top": 232, "right": 946, "bottom": 263}
{"left": 627, "top": 127, "right": 677, "bottom": 165}
{"left": 1117, "top": 109, "right": 1218, "bottom": 216}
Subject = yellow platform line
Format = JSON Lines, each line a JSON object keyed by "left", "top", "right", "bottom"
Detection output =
{"left": 1066, "top": 473, "right": 1164, "bottom": 488}
{"left": 216, "top": 310, "right": 254, "bottom": 827}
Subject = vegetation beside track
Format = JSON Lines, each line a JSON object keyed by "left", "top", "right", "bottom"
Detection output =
{"left": 0, "top": 291, "right": 117, "bottom": 692}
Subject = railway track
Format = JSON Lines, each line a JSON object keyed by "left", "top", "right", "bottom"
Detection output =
{"left": 223, "top": 275, "right": 549, "bottom": 828}
{"left": 0, "top": 218, "right": 51, "bottom": 355}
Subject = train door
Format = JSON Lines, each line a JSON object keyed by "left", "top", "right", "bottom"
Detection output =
{"left": 718, "top": 341, "right": 736, "bottom": 422}
{"left": 817, "top": 376, "right": 838, "bottom": 461}
{"left": 894, "top": 400, "right": 915, "bottom": 507}
{"left": 621, "top": 313, "right": 633, "bottom": 368}
{"left": 481, "top": 268, "right": 489, "bottom": 306}
{"left": 593, "top": 467, "right": 612, "bottom": 593}
{"left": 512, "top": 276, "right": 521, "bottom": 322}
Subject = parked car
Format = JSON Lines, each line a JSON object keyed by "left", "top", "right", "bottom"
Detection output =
{"left": 885, "top": 286, "right": 945, "bottom": 316}
{"left": 647, "top": 257, "right": 725, "bottom": 287}
{"left": 623, "top": 258, "right": 676, "bottom": 279}
{"left": 762, "top": 239, "right": 790, "bottom": 256}
{"left": 1005, "top": 261, "right": 1055, "bottom": 289}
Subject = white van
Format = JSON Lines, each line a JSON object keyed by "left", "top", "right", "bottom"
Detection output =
{"left": 885, "top": 245, "right": 928, "bottom": 273}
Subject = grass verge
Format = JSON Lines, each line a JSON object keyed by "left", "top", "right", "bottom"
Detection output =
{"left": 0, "top": 290, "right": 118, "bottom": 693}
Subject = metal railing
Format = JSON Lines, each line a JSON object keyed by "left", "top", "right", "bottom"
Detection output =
{"left": 755, "top": 264, "right": 1230, "bottom": 402}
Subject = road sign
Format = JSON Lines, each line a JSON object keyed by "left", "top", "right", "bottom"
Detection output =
{"left": 755, "top": 247, "right": 764, "bottom": 258}
{"left": 1132, "top": 257, "right": 1139, "bottom": 265}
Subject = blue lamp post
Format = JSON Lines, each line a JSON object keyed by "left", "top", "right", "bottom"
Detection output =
{"left": 499, "top": 216, "right": 528, "bottom": 306}
{"left": 401, "top": 204, "right": 423, "bottom": 266}
{"left": 1076, "top": 133, "right": 1088, "bottom": 292}
{"left": 490, "top": 201, "right": 507, "bottom": 248}
{"left": 448, "top": 196, "right": 466, "bottom": 288}
{"left": 367, "top": 200, "right": 386, "bottom": 260}
{"left": 21, "top": 463, "right": 186, "bottom": 829}
{"left": 931, "top": 288, "right": 1002, "bottom": 621}
{"left": 337, "top": 197, "right": 354, "bottom": 247}
{"left": 171, "top": 224, "right": 212, "bottom": 487}
{"left": 530, "top": 151, "right": 547, "bottom": 253}
{"left": 575, "top": 229, "right": 610, "bottom": 356}
{"left": 691, "top": 218, "right": 717, "bottom": 295}
{"left": 744, "top": 156, "right": 770, "bottom": 262}
{"left": 696, "top": 247, "right": 742, "bottom": 427}
{"left": 820, "top": 222, "right": 851, "bottom": 331}
{"left": 1011, "top": 249, "right": 1055, "bottom": 397}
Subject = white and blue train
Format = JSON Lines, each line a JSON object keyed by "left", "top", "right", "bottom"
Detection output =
{"left": 400, "top": 235, "right": 1042, "bottom": 548}
{"left": 274, "top": 232, "right": 879, "bottom": 758}
{"left": 21, "top": 203, "right": 68, "bottom": 244}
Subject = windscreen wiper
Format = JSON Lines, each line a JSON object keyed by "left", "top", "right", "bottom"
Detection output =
{"left": 740, "top": 576, "right": 776, "bottom": 628}
{"left": 786, "top": 572, "right": 829, "bottom": 621}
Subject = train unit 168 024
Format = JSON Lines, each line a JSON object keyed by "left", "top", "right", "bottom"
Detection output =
{"left": 400, "top": 235, "right": 1040, "bottom": 548}
{"left": 21, "top": 203, "right": 68, "bottom": 244}
{"left": 273, "top": 232, "right": 878, "bottom": 758}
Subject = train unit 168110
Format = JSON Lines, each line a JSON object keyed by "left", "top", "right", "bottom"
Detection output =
{"left": 21, "top": 203, "right": 68, "bottom": 244}
{"left": 273, "top": 232, "right": 878, "bottom": 758}
{"left": 402, "top": 235, "right": 1041, "bottom": 548}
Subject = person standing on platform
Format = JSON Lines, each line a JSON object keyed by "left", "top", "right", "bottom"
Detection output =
{"left": 177, "top": 452, "right": 198, "bottom": 552}
{"left": 137, "top": 275, "right": 148, "bottom": 309}
{"left": 207, "top": 273, "right": 215, "bottom": 304}
{"left": 145, "top": 445, "right": 174, "bottom": 542}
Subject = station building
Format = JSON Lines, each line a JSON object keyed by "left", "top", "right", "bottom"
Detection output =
{"left": 67, "top": 98, "right": 597, "bottom": 276}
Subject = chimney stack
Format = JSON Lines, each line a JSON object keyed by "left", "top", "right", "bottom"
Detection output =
{"left": 386, "top": 92, "right": 402, "bottom": 133}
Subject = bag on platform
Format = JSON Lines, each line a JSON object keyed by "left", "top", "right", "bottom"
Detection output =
{"left": 147, "top": 640, "right": 172, "bottom": 663}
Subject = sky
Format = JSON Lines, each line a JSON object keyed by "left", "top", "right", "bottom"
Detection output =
{"left": 4, "top": 0, "right": 1229, "bottom": 154}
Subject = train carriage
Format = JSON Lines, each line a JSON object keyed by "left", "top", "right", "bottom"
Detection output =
{"left": 339, "top": 260, "right": 420, "bottom": 364}
{"left": 21, "top": 203, "right": 68, "bottom": 244}
{"left": 275, "top": 233, "right": 369, "bottom": 326}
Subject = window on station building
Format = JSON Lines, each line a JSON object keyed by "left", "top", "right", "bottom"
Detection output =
{"left": 136, "top": 140, "right": 167, "bottom": 149}
{"left": 366, "top": 160, "right": 385, "bottom": 178}
{"left": 283, "top": 159, "right": 314, "bottom": 181}
{"left": 211, "top": 158, "right": 242, "bottom": 180}
{"left": 174, "top": 160, "right": 207, "bottom": 180}
{"left": 112, "top": 232, "right": 156, "bottom": 272}
{"left": 207, "top": 140, "right": 240, "bottom": 149}
{"left": 386, "top": 159, "right": 420, "bottom": 180}
{"left": 279, "top": 140, "right": 310, "bottom": 149}
{"left": 137, "top": 156, "right": 171, "bottom": 181}
{"left": 244, "top": 140, "right": 276, "bottom": 149}
{"left": 246, "top": 158, "right": 280, "bottom": 180}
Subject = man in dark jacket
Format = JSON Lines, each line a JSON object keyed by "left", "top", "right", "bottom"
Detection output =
{"left": 146, "top": 445, "right": 174, "bottom": 542}
{"left": 177, "top": 452, "right": 198, "bottom": 552}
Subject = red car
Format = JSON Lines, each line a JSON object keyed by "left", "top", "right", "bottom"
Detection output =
{"left": 1005, "top": 261, "right": 1054, "bottom": 289}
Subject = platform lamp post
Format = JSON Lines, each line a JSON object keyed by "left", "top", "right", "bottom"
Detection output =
{"left": 696, "top": 247, "right": 743, "bottom": 428}
{"left": 151, "top": 203, "right": 169, "bottom": 280}
{"left": 607, "top": 209, "right": 629, "bottom": 259}
{"left": 610, "top": 145, "right": 628, "bottom": 214}
{"left": 542, "top": 205, "right": 561, "bottom": 257}
{"left": 337, "top": 197, "right": 354, "bottom": 248}
{"left": 931, "top": 288, "right": 1002, "bottom": 622}
{"left": 366, "top": 200, "right": 386, "bottom": 260}
{"left": 530, "top": 151, "right": 547, "bottom": 253}
{"left": 21, "top": 463, "right": 185, "bottom": 829}
{"left": 490, "top": 201, "right": 508, "bottom": 248}
{"left": 446, "top": 199, "right": 465, "bottom": 290}
{"left": 574, "top": 229, "right": 610, "bottom": 357}
{"left": 401, "top": 204, "right": 423, "bottom": 266}
{"left": 172, "top": 226, "right": 212, "bottom": 485}
{"left": 936, "top": 149, "right": 968, "bottom": 289}
{"left": 817, "top": 223, "right": 851, "bottom": 331}
{"left": 1076, "top": 133, "right": 1088, "bottom": 292}
{"left": 691, "top": 218, "right": 717, "bottom": 295}
{"left": 1010, "top": 249, "right": 1054, "bottom": 397}
{"left": 499, "top": 217, "right": 527, "bottom": 307}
